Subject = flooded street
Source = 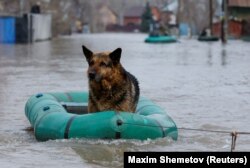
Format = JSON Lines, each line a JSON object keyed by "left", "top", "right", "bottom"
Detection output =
{"left": 0, "top": 33, "right": 250, "bottom": 167}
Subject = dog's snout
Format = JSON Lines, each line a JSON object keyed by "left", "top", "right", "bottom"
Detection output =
{"left": 88, "top": 71, "right": 96, "bottom": 80}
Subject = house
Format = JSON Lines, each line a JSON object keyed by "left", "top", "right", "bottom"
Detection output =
{"left": 123, "top": 6, "right": 161, "bottom": 26}
{"left": 123, "top": 6, "right": 144, "bottom": 26}
{"left": 212, "top": 0, "right": 250, "bottom": 38}
{"left": 93, "top": 4, "right": 118, "bottom": 32}
{"left": 228, "top": 0, "right": 250, "bottom": 20}
{"left": 228, "top": 0, "right": 250, "bottom": 36}
{"left": 212, "top": 20, "right": 243, "bottom": 38}
{"left": 121, "top": 5, "right": 161, "bottom": 32}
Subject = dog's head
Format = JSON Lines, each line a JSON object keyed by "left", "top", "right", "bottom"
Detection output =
{"left": 82, "top": 45, "right": 122, "bottom": 83}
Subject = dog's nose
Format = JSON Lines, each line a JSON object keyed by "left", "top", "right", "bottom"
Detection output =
{"left": 88, "top": 71, "right": 96, "bottom": 80}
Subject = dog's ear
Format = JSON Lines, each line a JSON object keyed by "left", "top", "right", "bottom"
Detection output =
{"left": 82, "top": 45, "right": 93, "bottom": 63}
{"left": 109, "top": 48, "right": 122, "bottom": 65}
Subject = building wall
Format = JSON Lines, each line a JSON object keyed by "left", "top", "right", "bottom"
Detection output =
{"left": 228, "top": 6, "right": 250, "bottom": 36}
{"left": 124, "top": 17, "right": 141, "bottom": 25}
{"left": 212, "top": 20, "right": 243, "bottom": 38}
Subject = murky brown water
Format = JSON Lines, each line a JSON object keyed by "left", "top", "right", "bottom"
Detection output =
{"left": 0, "top": 33, "right": 250, "bottom": 167}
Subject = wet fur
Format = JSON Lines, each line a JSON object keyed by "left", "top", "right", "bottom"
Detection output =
{"left": 82, "top": 45, "right": 140, "bottom": 113}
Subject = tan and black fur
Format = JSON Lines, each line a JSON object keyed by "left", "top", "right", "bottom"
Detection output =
{"left": 82, "top": 45, "right": 140, "bottom": 113}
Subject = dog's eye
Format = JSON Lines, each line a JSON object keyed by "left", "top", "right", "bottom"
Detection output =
{"left": 106, "top": 62, "right": 112, "bottom": 67}
{"left": 89, "top": 61, "right": 94, "bottom": 66}
{"left": 100, "top": 62, "right": 107, "bottom": 67}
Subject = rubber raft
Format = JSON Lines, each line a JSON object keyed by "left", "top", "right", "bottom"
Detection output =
{"left": 198, "top": 36, "right": 219, "bottom": 42}
{"left": 25, "top": 92, "right": 178, "bottom": 141}
{"left": 145, "top": 35, "right": 177, "bottom": 43}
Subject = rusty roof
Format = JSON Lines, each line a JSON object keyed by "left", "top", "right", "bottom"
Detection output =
{"left": 228, "top": 0, "right": 250, "bottom": 7}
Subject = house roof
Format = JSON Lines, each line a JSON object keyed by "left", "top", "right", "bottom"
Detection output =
{"left": 96, "top": 3, "right": 118, "bottom": 17}
{"left": 228, "top": 0, "right": 250, "bottom": 7}
{"left": 124, "top": 6, "right": 144, "bottom": 17}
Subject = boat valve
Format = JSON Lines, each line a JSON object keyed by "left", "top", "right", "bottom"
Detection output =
{"left": 43, "top": 106, "right": 50, "bottom": 111}
{"left": 117, "top": 119, "right": 123, "bottom": 126}
{"left": 36, "top": 93, "right": 43, "bottom": 98}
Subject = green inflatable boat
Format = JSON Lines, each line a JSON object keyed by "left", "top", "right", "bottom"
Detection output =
{"left": 25, "top": 92, "right": 178, "bottom": 141}
{"left": 145, "top": 35, "right": 177, "bottom": 43}
{"left": 198, "top": 36, "right": 219, "bottom": 42}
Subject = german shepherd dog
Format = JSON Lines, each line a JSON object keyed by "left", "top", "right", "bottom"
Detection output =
{"left": 82, "top": 45, "right": 140, "bottom": 113}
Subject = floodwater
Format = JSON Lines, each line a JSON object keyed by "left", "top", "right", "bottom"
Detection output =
{"left": 0, "top": 33, "right": 249, "bottom": 167}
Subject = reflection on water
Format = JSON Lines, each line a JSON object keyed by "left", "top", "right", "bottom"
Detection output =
{"left": 207, "top": 44, "right": 213, "bottom": 66}
{"left": 206, "top": 42, "right": 228, "bottom": 66}
{"left": 0, "top": 34, "right": 250, "bottom": 167}
{"left": 221, "top": 44, "right": 227, "bottom": 66}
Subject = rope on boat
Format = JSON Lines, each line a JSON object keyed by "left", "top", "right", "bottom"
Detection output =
{"left": 121, "top": 122, "right": 250, "bottom": 152}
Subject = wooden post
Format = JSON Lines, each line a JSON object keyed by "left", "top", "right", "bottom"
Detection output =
{"left": 221, "top": 0, "right": 228, "bottom": 43}
{"left": 209, "top": 0, "right": 213, "bottom": 36}
{"left": 19, "top": 0, "right": 24, "bottom": 15}
{"left": 224, "top": 0, "right": 228, "bottom": 43}
{"left": 177, "top": 0, "right": 181, "bottom": 37}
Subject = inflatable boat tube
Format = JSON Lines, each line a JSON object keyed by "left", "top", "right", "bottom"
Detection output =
{"left": 198, "top": 36, "right": 219, "bottom": 42}
{"left": 25, "top": 92, "right": 178, "bottom": 141}
{"left": 145, "top": 35, "right": 177, "bottom": 43}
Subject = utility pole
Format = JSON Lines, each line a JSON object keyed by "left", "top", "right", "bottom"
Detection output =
{"left": 19, "top": 0, "right": 24, "bottom": 15}
{"left": 120, "top": 0, "right": 127, "bottom": 26}
{"left": 221, "top": 0, "right": 228, "bottom": 43}
{"left": 209, "top": 0, "right": 213, "bottom": 35}
{"left": 177, "top": 0, "right": 182, "bottom": 37}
